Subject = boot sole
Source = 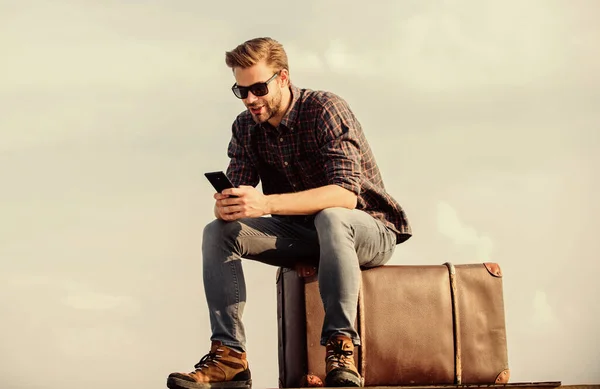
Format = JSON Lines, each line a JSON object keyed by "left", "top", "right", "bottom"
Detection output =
{"left": 325, "top": 369, "right": 362, "bottom": 387}
{"left": 167, "top": 377, "right": 252, "bottom": 389}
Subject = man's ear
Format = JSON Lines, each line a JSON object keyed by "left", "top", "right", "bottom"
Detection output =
{"left": 278, "top": 69, "right": 290, "bottom": 87}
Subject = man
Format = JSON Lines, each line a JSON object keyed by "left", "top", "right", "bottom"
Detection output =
{"left": 167, "top": 37, "right": 411, "bottom": 389}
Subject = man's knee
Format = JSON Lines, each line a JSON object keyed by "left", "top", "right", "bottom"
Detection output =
{"left": 314, "top": 207, "right": 353, "bottom": 233}
{"left": 203, "top": 218, "right": 242, "bottom": 243}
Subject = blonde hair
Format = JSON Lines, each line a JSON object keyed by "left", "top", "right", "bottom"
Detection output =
{"left": 225, "top": 37, "right": 289, "bottom": 72}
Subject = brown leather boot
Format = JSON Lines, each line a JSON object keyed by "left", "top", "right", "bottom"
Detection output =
{"left": 167, "top": 341, "right": 252, "bottom": 389}
{"left": 324, "top": 335, "right": 362, "bottom": 387}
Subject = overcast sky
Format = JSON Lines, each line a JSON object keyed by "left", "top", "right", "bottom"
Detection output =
{"left": 1, "top": 1, "right": 599, "bottom": 388}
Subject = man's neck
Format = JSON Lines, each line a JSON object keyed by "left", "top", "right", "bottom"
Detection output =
{"left": 268, "top": 86, "right": 293, "bottom": 128}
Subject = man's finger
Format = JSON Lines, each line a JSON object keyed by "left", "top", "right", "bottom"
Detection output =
{"left": 222, "top": 187, "right": 244, "bottom": 197}
{"left": 214, "top": 193, "right": 230, "bottom": 200}
{"left": 223, "top": 211, "right": 243, "bottom": 221}
{"left": 220, "top": 197, "right": 242, "bottom": 207}
{"left": 221, "top": 205, "right": 243, "bottom": 214}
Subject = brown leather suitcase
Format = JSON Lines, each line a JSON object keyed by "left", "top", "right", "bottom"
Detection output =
{"left": 276, "top": 262, "right": 510, "bottom": 387}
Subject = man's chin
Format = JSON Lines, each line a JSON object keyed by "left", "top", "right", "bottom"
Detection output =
{"left": 251, "top": 111, "right": 270, "bottom": 124}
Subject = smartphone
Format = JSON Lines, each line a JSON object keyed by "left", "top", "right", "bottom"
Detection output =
{"left": 204, "top": 171, "right": 236, "bottom": 194}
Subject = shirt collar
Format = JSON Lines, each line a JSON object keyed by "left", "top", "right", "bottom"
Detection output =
{"left": 278, "top": 84, "right": 301, "bottom": 131}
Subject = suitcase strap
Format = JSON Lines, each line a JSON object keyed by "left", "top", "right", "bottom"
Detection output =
{"left": 444, "top": 262, "right": 463, "bottom": 385}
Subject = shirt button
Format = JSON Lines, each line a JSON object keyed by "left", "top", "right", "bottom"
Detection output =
{"left": 279, "top": 138, "right": 284, "bottom": 142}
{"left": 284, "top": 161, "right": 288, "bottom": 166}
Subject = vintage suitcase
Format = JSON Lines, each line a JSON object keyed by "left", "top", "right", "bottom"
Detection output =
{"left": 276, "top": 262, "right": 510, "bottom": 387}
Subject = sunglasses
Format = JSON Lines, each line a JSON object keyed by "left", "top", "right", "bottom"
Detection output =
{"left": 232, "top": 73, "right": 278, "bottom": 99}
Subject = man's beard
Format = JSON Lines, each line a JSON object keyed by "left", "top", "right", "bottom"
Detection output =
{"left": 248, "top": 89, "right": 282, "bottom": 124}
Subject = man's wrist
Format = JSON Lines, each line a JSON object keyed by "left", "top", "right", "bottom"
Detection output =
{"left": 265, "top": 194, "right": 277, "bottom": 215}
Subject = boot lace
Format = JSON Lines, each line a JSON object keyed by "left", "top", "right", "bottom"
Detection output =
{"left": 194, "top": 348, "right": 223, "bottom": 371}
{"left": 326, "top": 340, "right": 353, "bottom": 368}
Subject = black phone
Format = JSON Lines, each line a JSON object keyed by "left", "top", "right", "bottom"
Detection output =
{"left": 204, "top": 171, "right": 236, "bottom": 194}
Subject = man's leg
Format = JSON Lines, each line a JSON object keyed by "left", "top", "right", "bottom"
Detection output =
{"left": 313, "top": 207, "right": 397, "bottom": 346}
{"left": 312, "top": 208, "right": 397, "bottom": 387}
{"left": 167, "top": 216, "right": 319, "bottom": 389}
{"left": 202, "top": 216, "right": 319, "bottom": 352}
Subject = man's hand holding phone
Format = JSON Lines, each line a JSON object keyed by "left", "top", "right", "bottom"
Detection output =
{"left": 214, "top": 186, "right": 270, "bottom": 221}
{"left": 205, "top": 171, "right": 270, "bottom": 221}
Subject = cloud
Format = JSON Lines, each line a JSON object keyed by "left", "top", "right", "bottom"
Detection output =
{"left": 4, "top": 273, "right": 82, "bottom": 290}
{"left": 0, "top": 2, "right": 242, "bottom": 156}
{"left": 285, "top": 45, "right": 326, "bottom": 73}
{"left": 0, "top": 2, "right": 233, "bottom": 91}
{"left": 436, "top": 201, "right": 494, "bottom": 261}
{"left": 2, "top": 272, "right": 139, "bottom": 313}
{"left": 285, "top": 1, "right": 595, "bottom": 92}
{"left": 530, "top": 290, "right": 558, "bottom": 330}
{"left": 323, "top": 39, "right": 379, "bottom": 77}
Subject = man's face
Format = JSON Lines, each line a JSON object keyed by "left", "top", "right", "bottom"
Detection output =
{"left": 233, "top": 61, "right": 283, "bottom": 124}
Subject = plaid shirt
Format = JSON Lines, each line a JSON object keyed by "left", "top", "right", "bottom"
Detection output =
{"left": 226, "top": 84, "right": 412, "bottom": 244}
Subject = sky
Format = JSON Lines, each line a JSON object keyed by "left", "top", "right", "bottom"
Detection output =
{"left": 1, "top": 0, "right": 599, "bottom": 388}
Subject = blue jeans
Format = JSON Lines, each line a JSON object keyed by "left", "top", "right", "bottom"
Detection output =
{"left": 201, "top": 207, "right": 397, "bottom": 352}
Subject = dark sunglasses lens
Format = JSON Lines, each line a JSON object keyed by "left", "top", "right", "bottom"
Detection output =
{"left": 250, "top": 83, "right": 269, "bottom": 97}
{"left": 232, "top": 86, "right": 247, "bottom": 99}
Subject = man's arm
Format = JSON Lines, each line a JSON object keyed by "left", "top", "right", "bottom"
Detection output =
{"left": 219, "top": 183, "right": 356, "bottom": 220}
{"left": 266, "top": 184, "right": 357, "bottom": 215}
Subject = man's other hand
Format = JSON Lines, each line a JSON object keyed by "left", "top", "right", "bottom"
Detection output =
{"left": 214, "top": 185, "right": 270, "bottom": 221}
